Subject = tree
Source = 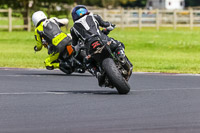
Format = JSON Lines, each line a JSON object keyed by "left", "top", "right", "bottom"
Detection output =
{"left": 120, "top": 0, "right": 147, "bottom": 8}
{"left": 74, "top": 0, "right": 147, "bottom": 8}
{"left": 185, "top": 0, "right": 200, "bottom": 7}
{"left": 1, "top": 0, "right": 73, "bottom": 29}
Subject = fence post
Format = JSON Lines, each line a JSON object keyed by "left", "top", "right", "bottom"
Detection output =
{"left": 103, "top": 8, "right": 107, "bottom": 20}
{"left": 190, "top": 8, "right": 193, "bottom": 30}
{"left": 173, "top": 10, "right": 177, "bottom": 30}
{"left": 8, "top": 8, "right": 12, "bottom": 32}
{"left": 138, "top": 8, "right": 142, "bottom": 30}
{"left": 121, "top": 8, "right": 124, "bottom": 29}
{"left": 156, "top": 9, "right": 160, "bottom": 30}
{"left": 126, "top": 8, "right": 131, "bottom": 27}
{"left": 27, "top": 8, "right": 31, "bottom": 32}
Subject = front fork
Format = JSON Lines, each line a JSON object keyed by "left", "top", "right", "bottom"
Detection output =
{"left": 115, "top": 55, "right": 133, "bottom": 81}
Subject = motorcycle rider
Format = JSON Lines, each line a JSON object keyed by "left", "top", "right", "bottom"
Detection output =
{"left": 70, "top": 5, "right": 126, "bottom": 85}
{"left": 32, "top": 11, "right": 75, "bottom": 74}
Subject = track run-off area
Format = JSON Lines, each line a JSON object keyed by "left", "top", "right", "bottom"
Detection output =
{"left": 0, "top": 68, "right": 200, "bottom": 133}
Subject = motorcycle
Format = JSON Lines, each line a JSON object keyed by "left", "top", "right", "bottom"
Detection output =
{"left": 47, "top": 40, "right": 86, "bottom": 75}
{"left": 82, "top": 35, "right": 133, "bottom": 94}
{"left": 58, "top": 54, "right": 86, "bottom": 75}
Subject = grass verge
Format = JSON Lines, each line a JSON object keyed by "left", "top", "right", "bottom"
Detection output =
{"left": 0, "top": 28, "right": 200, "bottom": 74}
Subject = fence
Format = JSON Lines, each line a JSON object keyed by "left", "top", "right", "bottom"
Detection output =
{"left": 1, "top": 8, "right": 200, "bottom": 31}
{"left": 90, "top": 8, "right": 200, "bottom": 30}
{"left": 0, "top": 8, "right": 31, "bottom": 32}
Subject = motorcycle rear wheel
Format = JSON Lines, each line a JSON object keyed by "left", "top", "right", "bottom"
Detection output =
{"left": 59, "top": 68, "right": 73, "bottom": 75}
{"left": 102, "top": 58, "right": 131, "bottom": 94}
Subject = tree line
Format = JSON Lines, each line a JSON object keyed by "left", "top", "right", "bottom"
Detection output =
{"left": 0, "top": 0, "right": 200, "bottom": 27}
{"left": 1, "top": 0, "right": 200, "bottom": 13}
{"left": 1, "top": 0, "right": 200, "bottom": 9}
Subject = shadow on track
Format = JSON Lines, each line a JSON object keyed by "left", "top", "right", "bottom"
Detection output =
{"left": 16, "top": 73, "right": 93, "bottom": 77}
{"left": 48, "top": 90, "right": 120, "bottom": 95}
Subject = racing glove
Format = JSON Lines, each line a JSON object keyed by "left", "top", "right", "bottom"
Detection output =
{"left": 34, "top": 46, "right": 37, "bottom": 52}
{"left": 102, "top": 29, "right": 110, "bottom": 35}
{"left": 107, "top": 23, "right": 116, "bottom": 31}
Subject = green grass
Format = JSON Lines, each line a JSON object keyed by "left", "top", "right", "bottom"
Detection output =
{"left": 0, "top": 28, "right": 200, "bottom": 74}
{"left": 0, "top": 17, "right": 24, "bottom": 26}
{"left": 110, "top": 28, "right": 200, "bottom": 73}
{"left": 0, "top": 31, "right": 46, "bottom": 68}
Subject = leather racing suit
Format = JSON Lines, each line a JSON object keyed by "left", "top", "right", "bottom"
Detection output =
{"left": 34, "top": 17, "right": 72, "bottom": 70}
{"left": 70, "top": 13, "right": 125, "bottom": 53}
{"left": 70, "top": 13, "right": 125, "bottom": 84}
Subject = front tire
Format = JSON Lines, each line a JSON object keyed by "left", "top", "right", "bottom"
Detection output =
{"left": 102, "top": 58, "right": 130, "bottom": 94}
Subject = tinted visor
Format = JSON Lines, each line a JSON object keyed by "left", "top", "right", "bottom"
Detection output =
{"left": 76, "top": 8, "right": 88, "bottom": 17}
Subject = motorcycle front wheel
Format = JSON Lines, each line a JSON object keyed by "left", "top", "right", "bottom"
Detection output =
{"left": 102, "top": 58, "right": 131, "bottom": 94}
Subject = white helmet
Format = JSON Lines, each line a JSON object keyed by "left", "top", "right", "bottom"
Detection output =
{"left": 32, "top": 11, "right": 47, "bottom": 27}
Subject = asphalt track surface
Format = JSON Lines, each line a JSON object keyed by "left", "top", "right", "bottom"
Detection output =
{"left": 0, "top": 68, "right": 200, "bottom": 133}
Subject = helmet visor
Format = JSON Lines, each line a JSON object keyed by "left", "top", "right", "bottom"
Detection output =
{"left": 76, "top": 8, "right": 88, "bottom": 17}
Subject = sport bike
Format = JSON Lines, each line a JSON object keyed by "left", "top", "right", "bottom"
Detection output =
{"left": 53, "top": 42, "right": 85, "bottom": 75}
{"left": 83, "top": 35, "right": 133, "bottom": 94}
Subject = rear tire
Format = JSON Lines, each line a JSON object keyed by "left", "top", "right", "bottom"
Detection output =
{"left": 102, "top": 58, "right": 130, "bottom": 94}
{"left": 59, "top": 68, "right": 73, "bottom": 75}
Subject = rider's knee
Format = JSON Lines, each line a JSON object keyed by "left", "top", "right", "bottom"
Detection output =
{"left": 46, "top": 66, "right": 54, "bottom": 70}
{"left": 44, "top": 59, "right": 54, "bottom": 70}
{"left": 110, "top": 41, "right": 124, "bottom": 52}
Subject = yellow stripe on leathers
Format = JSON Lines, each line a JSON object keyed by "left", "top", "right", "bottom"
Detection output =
{"left": 52, "top": 33, "right": 67, "bottom": 46}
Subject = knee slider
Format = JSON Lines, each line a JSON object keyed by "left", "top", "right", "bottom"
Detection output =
{"left": 46, "top": 66, "right": 54, "bottom": 70}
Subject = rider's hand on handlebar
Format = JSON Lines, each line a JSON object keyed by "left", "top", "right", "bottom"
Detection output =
{"left": 111, "top": 24, "right": 116, "bottom": 28}
{"left": 102, "top": 29, "right": 110, "bottom": 35}
{"left": 34, "top": 46, "right": 37, "bottom": 52}
{"left": 107, "top": 23, "right": 115, "bottom": 31}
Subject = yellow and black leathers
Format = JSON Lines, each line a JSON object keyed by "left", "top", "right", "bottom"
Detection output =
{"left": 34, "top": 18, "right": 72, "bottom": 70}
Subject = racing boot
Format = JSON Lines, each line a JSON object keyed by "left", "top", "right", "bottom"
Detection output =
{"left": 96, "top": 71, "right": 105, "bottom": 87}
{"left": 92, "top": 71, "right": 105, "bottom": 87}
{"left": 87, "top": 66, "right": 105, "bottom": 87}
{"left": 115, "top": 47, "right": 126, "bottom": 63}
